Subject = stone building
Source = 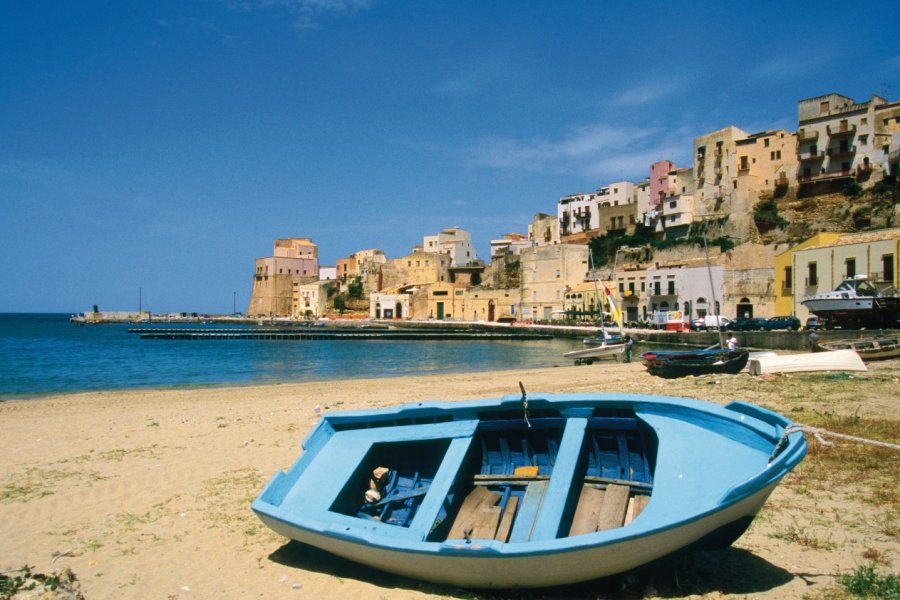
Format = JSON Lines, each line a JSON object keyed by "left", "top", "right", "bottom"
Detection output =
{"left": 247, "top": 238, "right": 319, "bottom": 317}
{"left": 377, "top": 249, "right": 452, "bottom": 293}
{"left": 796, "top": 93, "right": 890, "bottom": 192}
{"left": 519, "top": 243, "right": 590, "bottom": 321}
{"left": 528, "top": 213, "right": 559, "bottom": 246}
{"left": 292, "top": 280, "right": 334, "bottom": 319}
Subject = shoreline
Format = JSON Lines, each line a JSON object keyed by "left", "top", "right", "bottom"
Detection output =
{"left": 2, "top": 362, "right": 897, "bottom": 598}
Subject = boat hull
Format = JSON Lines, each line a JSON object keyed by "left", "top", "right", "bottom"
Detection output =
{"left": 640, "top": 349, "right": 749, "bottom": 378}
{"left": 820, "top": 336, "right": 900, "bottom": 361}
{"left": 253, "top": 394, "right": 805, "bottom": 588}
{"left": 256, "top": 481, "right": 777, "bottom": 588}
{"left": 563, "top": 343, "right": 625, "bottom": 361}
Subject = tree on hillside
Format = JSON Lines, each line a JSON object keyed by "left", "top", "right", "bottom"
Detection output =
{"left": 753, "top": 198, "right": 788, "bottom": 232}
{"left": 347, "top": 276, "right": 364, "bottom": 300}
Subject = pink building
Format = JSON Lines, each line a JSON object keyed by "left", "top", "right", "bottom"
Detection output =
{"left": 649, "top": 160, "right": 676, "bottom": 208}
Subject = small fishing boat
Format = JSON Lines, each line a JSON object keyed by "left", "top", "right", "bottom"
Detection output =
{"left": 564, "top": 339, "right": 626, "bottom": 364}
{"left": 819, "top": 335, "right": 900, "bottom": 362}
{"left": 639, "top": 348, "right": 749, "bottom": 378}
{"left": 252, "top": 390, "right": 805, "bottom": 588}
{"left": 638, "top": 236, "right": 749, "bottom": 378}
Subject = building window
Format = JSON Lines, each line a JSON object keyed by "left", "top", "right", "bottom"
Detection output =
{"left": 884, "top": 254, "right": 894, "bottom": 282}
{"left": 808, "top": 263, "right": 818, "bottom": 286}
{"left": 667, "top": 281, "right": 675, "bottom": 295}
{"left": 845, "top": 258, "right": 856, "bottom": 278}
{"left": 784, "top": 266, "right": 792, "bottom": 289}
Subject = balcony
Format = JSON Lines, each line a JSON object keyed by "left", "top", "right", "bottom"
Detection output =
{"left": 798, "top": 169, "right": 853, "bottom": 183}
{"left": 738, "top": 166, "right": 750, "bottom": 176}
{"left": 827, "top": 145, "right": 857, "bottom": 159}
{"left": 797, "top": 129, "right": 819, "bottom": 142}
{"left": 799, "top": 150, "right": 825, "bottom": 162}
{"left": 827, "top": 123, "right": 856, "bottom": 137}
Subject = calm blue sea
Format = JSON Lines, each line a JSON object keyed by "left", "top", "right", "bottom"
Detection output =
{"left": 0, "top": 314, "right": 582, "bottom": 400}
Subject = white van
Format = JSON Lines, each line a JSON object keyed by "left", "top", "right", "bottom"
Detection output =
{"left": 700, "top": 315, "right": 732, "bottom": 330}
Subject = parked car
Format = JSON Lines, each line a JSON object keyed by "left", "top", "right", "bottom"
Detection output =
{"left": 763, "top": 316, "right": 802, "bottom": 331}
{"left": 733, "top": 317, "right": 768, "bottom": 331}
{"left": 704, "top": 315, "right": 732, "bottom": 330}
{"left": 804, "top": 317, "right": 825, "bottom": 330}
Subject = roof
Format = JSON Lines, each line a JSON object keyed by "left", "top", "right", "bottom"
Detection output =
{"left": 800, "top": 228, "right": 900, "bottom": 251}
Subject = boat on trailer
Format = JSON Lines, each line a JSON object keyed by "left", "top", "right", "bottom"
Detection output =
{"left": 252, "top": 390, "right": 806, "bottom": 588}
{"left": 564, "top": 338, "right": 626, "bottom": 364}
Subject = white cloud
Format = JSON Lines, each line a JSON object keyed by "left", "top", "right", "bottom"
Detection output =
{"left": 750, "top": 50, "right": 835, "bottom": 82}
{"left": 463, "top": 122, "right": 674, "bottom": 181}
{"left": 225, "top": 0, "right": 376, "bottom": 29}
{"left": 609, "top": 80, "right": 686, "bottom": 107}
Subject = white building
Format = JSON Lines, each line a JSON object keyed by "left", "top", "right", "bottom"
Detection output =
{"left": 646, "top": 263, "right": 725, "bottom": 321}
{"left": 422, "top": 227, "right": 478, "bottom": 267}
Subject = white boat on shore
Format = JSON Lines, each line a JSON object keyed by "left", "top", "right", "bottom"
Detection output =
{"left": 748, "top": 349, "right": 867, "bottom": 375}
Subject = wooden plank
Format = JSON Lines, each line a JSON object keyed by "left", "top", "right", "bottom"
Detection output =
{"left": 507, "top": 480, "right": 548, "bottom": 543}
{"left": 596, "top": 483, "right": 630, "bottom": 531}
{"left": 631, "top": 494, "right": 650, "bottom": 520}
{"left": 568, "top": 486, "right": 606, "bottom": 536}
{"left": 447, "top": 486, "right": 499, "bottom": 539}
{"left": 469, "top": 505, "right": 502, "bottom": 540}
{"left": 494, "top": 495, "right": 519, "bottom": 542}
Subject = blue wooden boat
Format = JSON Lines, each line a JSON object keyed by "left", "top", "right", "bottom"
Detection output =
{"left": 252, "top": 392, "right": 805, "bottom": 588}
{"left": 640, "top": 348, "right": 750, "bottom": 378}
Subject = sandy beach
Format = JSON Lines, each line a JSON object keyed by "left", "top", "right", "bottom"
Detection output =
{"left": 2, "top": 361, "right": 897, "bottom": 599}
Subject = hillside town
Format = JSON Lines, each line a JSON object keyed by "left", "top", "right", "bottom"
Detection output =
{"left": 247, "top": 92, "right": 900, "bottom": 329}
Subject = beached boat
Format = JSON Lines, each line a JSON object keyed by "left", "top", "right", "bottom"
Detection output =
{"left": 748, "top": 349, "right": 867, "bottom": 375}
{"left": 819, "top": 335, "right": 900, "bottom": 362}
{"left": 637, "top": 236, "right": 748, "bottom": 379}
{"left": 639, "top": 348, "right": 750, "bottom": 378}
{"left": 801, "top": 275, "right": 900, "bottom": 329}
{"left": 252, "top": 391, "right": 806, "bottom": 588}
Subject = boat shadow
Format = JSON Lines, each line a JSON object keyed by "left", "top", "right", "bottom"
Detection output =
{"left": 268, "top": 541, "right": 795, "bottom": 598}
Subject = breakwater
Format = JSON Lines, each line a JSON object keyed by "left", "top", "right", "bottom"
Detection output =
{"left": 130, "top": 327, "right": 552, "bottom": 341}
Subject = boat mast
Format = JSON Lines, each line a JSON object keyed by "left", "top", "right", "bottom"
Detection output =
{"left": 702, "top": 236, "right": 726, "bottom": 349}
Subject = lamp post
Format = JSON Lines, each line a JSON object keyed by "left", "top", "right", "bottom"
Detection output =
{"left": 233, "top": 291, "right": 237, "bottom": 315}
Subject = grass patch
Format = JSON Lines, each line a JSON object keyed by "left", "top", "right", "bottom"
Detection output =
{"left": 0, "top": 565, "right": 82, "bottom": 599}
{"left": 772, "top": 524, "right": 834, "bottom": 551}
{"left": 0, "top": 467, "right": 87, "bottom": 503}
{"left": 836, "top": 564, "right": 899, "bottom": 598}
{"left": 781, "top": 410, "right": 899, "bottom": 514}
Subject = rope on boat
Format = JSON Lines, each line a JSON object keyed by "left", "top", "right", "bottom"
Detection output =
{"left": 770, "top": 423, "right": 900, "bottom": 462}
{"left": 519, "top": 381, "right": 531, "bottom": 428}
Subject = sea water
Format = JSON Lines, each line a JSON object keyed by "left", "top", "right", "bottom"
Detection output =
{"left": 0, "top": 314, "right": 580, "bottom": 399}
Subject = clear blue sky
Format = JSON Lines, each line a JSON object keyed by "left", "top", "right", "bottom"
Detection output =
{"left": 2, "top": 1, "right": 898, "bottom": 313}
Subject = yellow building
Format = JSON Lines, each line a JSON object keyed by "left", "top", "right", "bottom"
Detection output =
{"left": 520, "top": 243, "right": 589, "bottom": 321}
{"left": 773, "top": 233, "right": 841, "bottom": 317}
